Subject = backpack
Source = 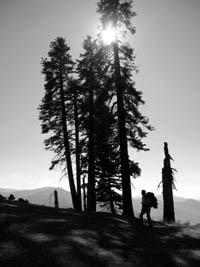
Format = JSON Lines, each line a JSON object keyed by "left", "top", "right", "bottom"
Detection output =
{"left": 145, "top": 192, "right": 158, "bottom": 209}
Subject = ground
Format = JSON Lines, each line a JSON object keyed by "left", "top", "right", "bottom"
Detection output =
{"left": 0, "top": 200, "right": 200, "bottom": 267}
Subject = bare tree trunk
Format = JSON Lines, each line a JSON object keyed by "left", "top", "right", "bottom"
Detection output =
{"left": 54, "top": 190, "right": 59, "bottom": 209}
{"left": 162, "top": 142, "right": 175, "bottom": 222}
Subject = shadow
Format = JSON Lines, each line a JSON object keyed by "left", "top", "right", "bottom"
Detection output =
{"left": 1, "top": 201, "right": 200, "bottom": 266}
{"left": 128, "top": 218, "right": 200, "bottom": 267}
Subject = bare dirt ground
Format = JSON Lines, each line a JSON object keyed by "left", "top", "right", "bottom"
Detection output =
{"left": 0, "top": 200, "right": 200, "bottom": 267}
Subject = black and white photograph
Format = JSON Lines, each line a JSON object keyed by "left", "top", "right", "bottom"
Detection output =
{"left": 0, "top": 0, "right": 200, "bottom": 266}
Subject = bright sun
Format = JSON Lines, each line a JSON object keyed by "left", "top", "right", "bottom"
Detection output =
{"left": 102, "top": 25, "right": 116, "bottom": 45}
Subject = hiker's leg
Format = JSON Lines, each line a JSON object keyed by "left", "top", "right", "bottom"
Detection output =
{"left": 146, "top": 209, "right": 153, "bottom": 227}
{"left": 139, "top": 207, "right": 145, "bottom": 225}
{"left": 139, "top": 214, "right": 143, "bottom": 225}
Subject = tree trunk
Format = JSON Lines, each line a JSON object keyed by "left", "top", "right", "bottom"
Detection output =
{"left": 74, "top": 86, "right": 82, "bottom": 211}
{"left": 82, "top": 175, "right": 87, "bottom": 211}
{"left": 87, "top": 80, "right": 96, "bottom": 211}
{"left": 87, "top": 49, "right": 96, "bottom": 212}
{"left": 113, "top": 41, "right": 134, "bottom": 217}
{"left": 54, "top": 190, "right": 59, "bottom": 209}
{"left": 162, "top": 142, "right": 175, "bottom": 222}
{"left": 108, "top": 175, "right": 116, "bottom": 215}
{"left": 59, "top": 66, "right": 78, "bottom": 210}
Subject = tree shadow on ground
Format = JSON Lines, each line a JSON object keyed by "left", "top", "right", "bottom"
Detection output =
{"left": 0, "top": 201, "right": 200, "bottom": 267}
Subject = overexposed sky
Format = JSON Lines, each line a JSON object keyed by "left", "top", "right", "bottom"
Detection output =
{"left": 0, "top": 0, "right": 200, "bottom": 199}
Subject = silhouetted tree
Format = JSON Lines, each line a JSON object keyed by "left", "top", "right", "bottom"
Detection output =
{"left": 8, "top": 194, "right": 15, "bottom": 201}
{"left": 71, "top": 80, "right": 82, "bottom": 211}
{"left": 39, "top": 37, "right": 79, "bottom": 210}
{"left": 0, "top": 194, "right": 6, "bottom": 201}
{"left": 95, "top": 87, "right": 122, "bottom": 214}
{"left": 161, "top": 142, "right": 176, "bottom": 222}
{"left": 76, "top": 36, "right": 98, "bottom": 211}
{"left": 77, "top": 36, "right": 125, "bottom": 212}
{"left": 97, "top": 0, "right": 153, "bottom": 216}
{"left": 64, "top": 79, "right": 83, "bottom": 211}
{"left": 77, "top": 36, "right": 112, "bottom": 211}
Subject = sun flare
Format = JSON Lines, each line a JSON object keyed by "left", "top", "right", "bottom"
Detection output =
{"left": 102, "top": 25, "right": 116, "bottom": 45}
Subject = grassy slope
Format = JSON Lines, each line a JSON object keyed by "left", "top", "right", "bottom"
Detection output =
{"left": 0, "top": 201, "right": 200, "bottom": 267}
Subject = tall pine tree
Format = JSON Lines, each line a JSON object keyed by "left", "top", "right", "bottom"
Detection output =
{"left": 39, "top": 37, "right": 79, "bottom": 210}
{"left": 97, "top": 0, "right": 153, "bottom": 216}
{"left": 77, "top": 36, "right": 120, "bottom": 211}
{"left": 66, "top": 79, "right": 82, "bottom": 211}
{"left": 76, "top": 36, "right": 100, "bottom": 211}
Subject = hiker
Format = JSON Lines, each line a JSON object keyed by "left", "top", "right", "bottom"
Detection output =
{"left": 139, "top": 189, "right": 153, "bottom": 227}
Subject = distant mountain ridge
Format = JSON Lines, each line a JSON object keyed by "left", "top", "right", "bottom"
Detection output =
{"left": 0, "top": 187, "right": 72, "bottom": 209}
{"left": 0, "top": 187, "right": 200, "bottom": 225}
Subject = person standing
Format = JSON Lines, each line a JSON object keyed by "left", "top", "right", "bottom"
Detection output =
{"left": 139, "top": 190, "right": 153, "bottom": 227}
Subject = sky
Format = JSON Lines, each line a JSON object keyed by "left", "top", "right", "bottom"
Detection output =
{"left": 0, "top": 0, "right": 200, "bottom": 199}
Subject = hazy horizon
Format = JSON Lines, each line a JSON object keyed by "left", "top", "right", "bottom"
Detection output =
{"left": 0, "top": 185, "right": 199, "bottom": 201}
